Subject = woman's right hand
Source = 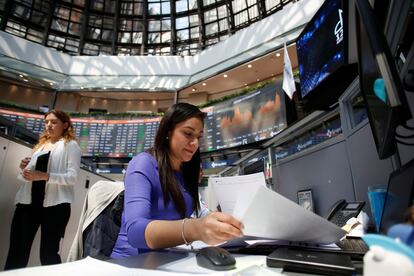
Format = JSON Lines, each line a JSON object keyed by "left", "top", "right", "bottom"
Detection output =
{"left": 189, "top": 212, "right": 244, "bottom": 245}
{"left": 19, "top": 157, "right": 31, "bottom": 170}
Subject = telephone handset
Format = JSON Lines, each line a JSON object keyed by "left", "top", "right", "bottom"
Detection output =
{"left": 325, "top": 199, "right": 365, "bottom": 227}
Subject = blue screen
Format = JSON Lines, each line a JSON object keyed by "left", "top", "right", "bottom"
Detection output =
{"left": 296, "top": 0, "right": 345, "bottom": 98}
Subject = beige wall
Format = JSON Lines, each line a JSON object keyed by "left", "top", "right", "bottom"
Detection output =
{"left": 187, "top": 92, "right": 208, "bottom": 106}
{"left": 75, "top": 96, "right": 174, "bottom": 113}
{"left": 0, "top": 81, "right": 54, "bottom": 109}
{"left": 1, "top": 80, "right": 176, "bottom": 113}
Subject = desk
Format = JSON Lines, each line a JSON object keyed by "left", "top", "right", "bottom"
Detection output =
{"left": 0, "top": 251, "right": 338, "bottom": 276}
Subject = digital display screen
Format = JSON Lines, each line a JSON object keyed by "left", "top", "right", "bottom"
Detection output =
{"left": 200, "top": 82, "right": 287, "bottom": 152}
{"left": 0, "top": 109, "right": 160, "bottom": 157}
{"left": 1, "top": 83, "right": 287, "bottom": 156}
{"left": 345, "top": 203, "right": 360, "bottom": 210}
{"left": 296, "top": 0, "right": 345, "bottom": 98}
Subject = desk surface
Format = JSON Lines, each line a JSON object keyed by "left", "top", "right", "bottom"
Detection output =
{"left": 0, "top": 251, "right": 360, "bottom": 275}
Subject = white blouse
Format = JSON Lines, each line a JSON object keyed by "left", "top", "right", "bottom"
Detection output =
{"left": 15, "top": 139, "right": 81, "bottom": 207}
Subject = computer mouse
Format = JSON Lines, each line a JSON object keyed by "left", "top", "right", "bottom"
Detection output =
{"left": 196, "top": 246, "right": 236, "bottom": 271}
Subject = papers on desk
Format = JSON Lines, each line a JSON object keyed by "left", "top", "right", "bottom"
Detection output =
{"left": 210, "top": 173, "right": 346, "bottom": 245}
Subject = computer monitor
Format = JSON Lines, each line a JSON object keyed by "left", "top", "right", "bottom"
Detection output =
{"left": 295, "top": 0, "right": 358, "bottom": 110}
{"left": 355, "top": 0, "right": 412, "bottom": 159}
{"left": 296, "top": 0, "right": 347, "bottom": 99}
{"left": 379, "top": 158, "right": 414, "bottom": 233}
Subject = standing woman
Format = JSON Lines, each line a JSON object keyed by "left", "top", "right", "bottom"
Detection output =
{"left": 5, "top": 110, "right": 81, "bottom": 270}
{"left": 111, "top": 103, "right": 243, "bottom": 258}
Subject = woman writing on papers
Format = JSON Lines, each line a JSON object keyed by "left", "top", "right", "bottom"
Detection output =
{"left": 111, "top": 103, "right": 243, "bottom": 258}
{"left": 4, "top": 110, "right": 81, "bottom": 270}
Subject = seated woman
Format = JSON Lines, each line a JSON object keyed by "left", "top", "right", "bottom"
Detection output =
{"left": 111, "top": 103, "right": 243, "bottom": 258}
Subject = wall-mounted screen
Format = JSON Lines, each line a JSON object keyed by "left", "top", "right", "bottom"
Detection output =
{"left": 0, "top": 109, "right": 160, "bottom": 157}
{"left": 200, "top": 81, "right": 287, "bottom": 152}
{"left": 296, "top": 0, "right": 346, "bottom": 98}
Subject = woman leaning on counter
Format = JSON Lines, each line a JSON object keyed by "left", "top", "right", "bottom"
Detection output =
{"left": 4, "top": 110, "right": 81, "bottom": 270}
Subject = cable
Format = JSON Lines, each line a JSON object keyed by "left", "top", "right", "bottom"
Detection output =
{"left": 396, "top": 139, "right": 414, "bottom": 146}
{"left": 395, "top": 133, "right": 414, "bottom": 139}
{"left": 402, "top": 123, "right": 414, "bottom": 131}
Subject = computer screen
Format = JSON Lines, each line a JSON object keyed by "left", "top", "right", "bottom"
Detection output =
{"left": 199, "top": 81, "right": 287, "bottom": 152}
{"left": 355, "top": 0, "right": 412, "bottom": 159}
{"left": 380, "top": 158, "right": 414, "bottom": 233}
{"left": 296, "top": 0, "right": 346, "bottom": 99}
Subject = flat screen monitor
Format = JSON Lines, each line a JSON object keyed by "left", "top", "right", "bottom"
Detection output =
{"left": 380, "top": 158, "right": 414, "bottom": 233}
{"left": 200, "top": 81, "right": 287, "bottom": 152}
{"left": 296, "top": 0, "right": 347, "bottom": 99}
{"left": 355, "top": 0, "right": 412, "bottom": 159}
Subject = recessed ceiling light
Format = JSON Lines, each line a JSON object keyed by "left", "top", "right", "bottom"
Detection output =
{"left": 49, "top": 82, "right": 54, "bottom": 86}
{"left": 202, "top": 83, "right": 206, "bottom": 86}
{"left": 247, "top": 64, "right": 252, "bottom": 68}
{"left": 23, "top": 79, "right": 28, "bottom": 82}
{"left": 223, "top": 74, "right": 228, "bottom": 78}
{"left": 19, "top": 74, "right": 24, "bottom": 78}
{"left": 192, "top": 88, "right": 197, "bottom": 92}
{"left": 80, "top": 86, "right": 84, "bottom": 89}
{"left": 276, "top": 53, "right": 281, "bottom": 57}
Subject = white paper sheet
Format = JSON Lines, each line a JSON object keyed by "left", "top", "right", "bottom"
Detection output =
{"left": 239, "top": 186, "right": 346, "bottom": 244}
{"left": 211, "top": 174, "right": 346, "bottom": 245}
{"left": 209, "top": 172, "right": 266, "bottom": 216}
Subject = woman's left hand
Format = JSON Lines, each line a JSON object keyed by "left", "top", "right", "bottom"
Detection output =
{"left": 21, "top": 169, "right": 49, "bottom": 181}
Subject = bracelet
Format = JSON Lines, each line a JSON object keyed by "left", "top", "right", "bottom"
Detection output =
{"left": 181, "top": 218, "right": 193, "bottom": 248}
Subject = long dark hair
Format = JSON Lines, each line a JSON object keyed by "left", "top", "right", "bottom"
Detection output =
{"left": 151, "top": 103, "right": 205, "bottom": 218}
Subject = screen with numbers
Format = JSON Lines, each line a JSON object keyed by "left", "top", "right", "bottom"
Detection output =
{"left": 0, "top": 108, "right": 160, "bottom": 157}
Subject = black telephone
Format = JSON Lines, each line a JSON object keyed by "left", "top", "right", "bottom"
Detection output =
{"left": 325, "top": 200, "right": 365, "bottom": 227}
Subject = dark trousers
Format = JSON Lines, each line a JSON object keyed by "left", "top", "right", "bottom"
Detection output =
{"left": 4, "top": 203, "right": 71, "bottom": 270}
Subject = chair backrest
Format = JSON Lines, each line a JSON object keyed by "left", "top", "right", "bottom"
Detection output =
{"left": 82, "top": 189, "right": 124, "bottom": 260}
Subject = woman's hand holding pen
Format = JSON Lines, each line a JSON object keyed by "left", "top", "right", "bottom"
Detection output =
{"left": 188, "top": 211, "right": 244, "bottom": 245}
{"left": 21, "top": 169, "right": 49, "bottom": 181}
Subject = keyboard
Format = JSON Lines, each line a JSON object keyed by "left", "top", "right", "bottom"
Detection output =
{"left": 228, "top": 238, "right": 368, "bottom": 260}
{"left": 336, "top": 238, "right": 369, "bottom": 255}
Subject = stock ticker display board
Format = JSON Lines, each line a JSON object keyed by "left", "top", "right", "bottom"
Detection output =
{"left": 200, "top": 81, "right": 287, "bottom": 152}
{"left": 1, "top": 82, "right": 287, "bottom": 157}
{"left": 0, "top": 108, "right": 160, "bottom": 158}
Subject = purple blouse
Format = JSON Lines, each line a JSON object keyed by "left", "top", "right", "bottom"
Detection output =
{"left": 111, "top": 152, "right": 194, "bottom": 259}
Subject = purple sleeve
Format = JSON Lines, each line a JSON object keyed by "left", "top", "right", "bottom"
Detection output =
{"left": 124, "top": 153, "right": 156, "bottom": 249}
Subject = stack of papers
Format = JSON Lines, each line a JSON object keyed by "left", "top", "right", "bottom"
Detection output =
{"left": 209, "top": 173, "right": 346, "bottom": 245}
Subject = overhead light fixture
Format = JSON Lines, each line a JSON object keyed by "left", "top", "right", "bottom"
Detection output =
{"left": 192, "top": 87, "right": 197, "bottom": 92}
{"left": 276, "top": 53, "right": 281, "bottom": 57}
{"left": 103, "top": 87, "right": 107, "bottom": 90}
{"left": 80, "top": 86, "right": 84, "bottom": 89}
{"left": 223, "top": 74, "right": 228, "bottom": 78}
{"left": 247, "top": 64, "right": 252, "bottom": 68}
{"left": 202, "top": 83, "right": 206, "bottom": 86}
{"left": 23, "top": 79, "right": 28, "bottom": 82}
{"left": 49, "top": 82, "right": 54, "bottom": 86}
{"left": 19, "top": 74, "right": 24, "bottom": 78}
